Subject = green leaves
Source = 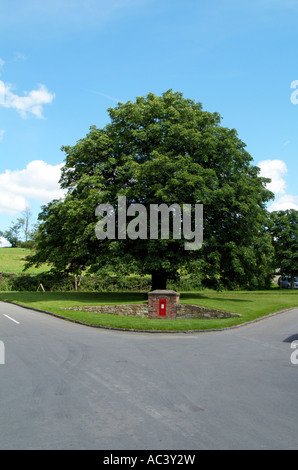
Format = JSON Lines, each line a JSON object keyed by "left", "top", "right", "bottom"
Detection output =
{"left": 269, "top": 209, "right": 298, "bottom": 280}
{"left": 26, "top": 90, "right": 275, "bottom": 289}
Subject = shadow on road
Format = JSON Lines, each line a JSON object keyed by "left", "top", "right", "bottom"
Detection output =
{"left": 283, "top": 334, "right": 298, "bottom": 343}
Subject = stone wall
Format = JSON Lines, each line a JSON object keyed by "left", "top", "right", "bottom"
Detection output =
{"left": 176, "top": 304, "right": 241, "bottom": 319}
{"left": 62, "top": 304, "right": 149, "bottom": 318}
{"left": 62, "top": 303, "right": 240, "bottom": 320}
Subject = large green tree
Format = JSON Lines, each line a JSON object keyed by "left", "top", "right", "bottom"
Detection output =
{"left": 269, "top": 209, "right": 298, "bottom": 288}
{"left": 26, "top": 90, "right": 274, "bottom": 289}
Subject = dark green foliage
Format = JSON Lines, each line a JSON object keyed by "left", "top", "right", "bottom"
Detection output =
{"left": 26, "top": 90, "right": 275, "bottom": 289}
{"left": 269, "top": 209, "right": 298, "bottom": 287}
{"left": 0, "top": 272, "right": 151, "bottom": 292}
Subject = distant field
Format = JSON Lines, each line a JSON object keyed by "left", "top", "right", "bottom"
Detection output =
{"left": 0, "top": 248, "right": 49, "bottom": 274}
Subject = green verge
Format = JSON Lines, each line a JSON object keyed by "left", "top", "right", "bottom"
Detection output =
{"left": 0, "top": 289, "right": 298, "bottom": 331}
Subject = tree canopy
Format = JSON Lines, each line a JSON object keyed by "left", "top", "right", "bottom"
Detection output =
{"left": 269, "top": 209, "right": 298, "bottom": 287}
{"left": 26, "top": 90, "right": 275, "bottom": 290}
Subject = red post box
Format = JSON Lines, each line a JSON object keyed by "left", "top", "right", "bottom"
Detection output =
{"left": 159, "top": 299, "right": 166, "bottom": 316}
{"left": 148, "top": 290, "right": 180, "bottom": 319}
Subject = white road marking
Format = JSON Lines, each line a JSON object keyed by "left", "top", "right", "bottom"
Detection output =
{"left": 3, "top": 314, "right": 20, "bottom": 324}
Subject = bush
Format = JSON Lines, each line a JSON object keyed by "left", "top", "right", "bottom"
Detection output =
{"left": 0, "top": 272, "right": 152, "bottom": 292}
{"left": 19, "top": 240, "right": 36, "bottom": 249}
{"left": 0, "top": 271, "right": 273, "bottom": 293}
{"left": 0, "top": 272, "right": 72, "bottom": 292}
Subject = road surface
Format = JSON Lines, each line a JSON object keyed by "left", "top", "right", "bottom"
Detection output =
{"left": 1, "top": 301, "right": 298, "bottom": 450}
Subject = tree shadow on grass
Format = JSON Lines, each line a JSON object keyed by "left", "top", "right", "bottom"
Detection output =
{"left": 180, "top": 293, "right": 253, "bottom": 303}
{"left": 0, "top": 291, "right": 148, "bottom": 305}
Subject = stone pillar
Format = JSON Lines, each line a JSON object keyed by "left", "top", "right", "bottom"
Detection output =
{"left": 148, "top": 290, "right": 180, "bottom": 319}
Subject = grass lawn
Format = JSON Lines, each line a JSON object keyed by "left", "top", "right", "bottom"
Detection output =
{"left": 0, "top": 247, "right": 49, "bottom": 274}
{"left": 0, "top": 289, "right": 297, "bottom": 331}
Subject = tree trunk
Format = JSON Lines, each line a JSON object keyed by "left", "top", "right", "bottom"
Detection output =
{"left": 151, "top": 270, "right": 168, "bottom": 291}
{"left": 74, "top": 272, "right": 83, "bottom": 291}
{"left": 74, "top": 275, "right": 78, "bottom": 291}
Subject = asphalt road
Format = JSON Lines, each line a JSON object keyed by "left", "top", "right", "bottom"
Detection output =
{"left": 1, "top": 300, "right": 298, "bottom": 450}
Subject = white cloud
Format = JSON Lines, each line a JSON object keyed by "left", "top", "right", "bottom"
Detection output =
{"left": 13, "top": 53, "right": 28, "bottom": 62}
{"left": 258, "top": 159, "right": 288, "bottom": 194}
{"left": 0, "top": 130, "right": 5, "bottom": 141}
{"left": 0, "top": 160, "right": 65, "bottom": 215}
{"left": 0, "top": 236, "right": 11, "bottom": 248}
{"left": 269, "top": 195, "right": 298, "bottom": 212}
{"left": 258, "top": 159, "right": 298, "bottom": 211}
{"left": 0, "top": 81, "right": 55, "bottom": 119}
{"left": 0, "top": 58, "right": 4, "bottom": 69}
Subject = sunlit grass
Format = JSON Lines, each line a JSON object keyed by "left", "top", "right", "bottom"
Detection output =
{"left": 0, "top": 289, "right": 297, "bottom": 331}
{"left": 0, "top": 248, "right": 49, "bottom": 274}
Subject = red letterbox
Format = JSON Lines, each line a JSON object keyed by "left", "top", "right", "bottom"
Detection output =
{"left": 159, "top": 299, "right": 166, "bottom": 316}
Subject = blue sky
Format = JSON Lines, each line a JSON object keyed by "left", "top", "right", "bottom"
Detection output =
{"left": 0, "top": 0, "right": 298, "bottom": 237}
